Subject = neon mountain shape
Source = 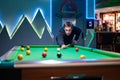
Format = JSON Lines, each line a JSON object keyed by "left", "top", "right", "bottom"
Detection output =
{"left": 0, "top": 26, "right": 12, "bottom": 56}
{"left": 0, "top": 9, "right": 55, "bottom": 55}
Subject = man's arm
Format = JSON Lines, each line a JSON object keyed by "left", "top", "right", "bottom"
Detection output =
{"left": 74, "top": 27, "right": 81, "bottom": 41}
{"left": 57, "top": 28, "right": 71, "bottom": 49}
{"left": 57, "top": 33, "right": 69, "bottom": 49}
{"left": 61, "top": 44, "right": 70, "bottom": 49}
{"left": 72, "top": 27, "right": 81, "bottom": 45}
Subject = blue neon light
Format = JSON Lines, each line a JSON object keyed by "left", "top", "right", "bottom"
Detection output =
{"left": 50, "top": 0, "right": 52, "bottom": 32}
{"left": 86, "top": 0, "right": 95, "bottom": 19}
{"left": 0, "top": 20, "right": 4, "bottom": 28}
{"left": 11, "top": 15, "right": 23, "bottom": 35}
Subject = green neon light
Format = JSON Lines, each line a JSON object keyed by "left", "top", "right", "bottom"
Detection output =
{"left": 1, "top": 8, "right": 54, "bottom": 40}
{"left": 84, "top": 29, "right": 95, "bottom": 47}
{"left": 84, "top": 30, "right": 88, "bottom": 41}
{"left": 3, "top": 26, "right": 11, "bottom": 39}
{"left": 31, "top": 23, "right": 54, "bottom": 39}
{"left": 46, "top": 25, "right": 54, "bottom": 39}
{"left": 0, "top": 27, "right": 2, "bottom": 33}
{"left": 87, "top": 30, "right": 94, "bottom": 47}
{"left": 0, "top": 30, "right": 2, "bottom": 33}
{"left": 6, "top": 25, "right": 12, "bottom": 39}
{"left": 31, "top": 23, "right": 45, "bottom": 39}
{"left": 10, "top": 15, "right": 45, "bottom": 39}
{"left": 9, "top": 15, "right": 53, "bottom": 39}
{"left": 31, "top": 8, "right": 54, "bottom": 39}
{"left": 10, "top": 15, "right": 25, "bottom": 39}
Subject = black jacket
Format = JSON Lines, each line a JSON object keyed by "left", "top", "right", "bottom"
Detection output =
{"left": 56, "top": 26, "right": 81, "bottom": 45}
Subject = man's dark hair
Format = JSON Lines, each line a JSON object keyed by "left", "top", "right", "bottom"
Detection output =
{"left": 64, "top": 22, "right": 73, "bottom": 28}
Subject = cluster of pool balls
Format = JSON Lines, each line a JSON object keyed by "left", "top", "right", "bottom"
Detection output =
{"left": 18, "top": 46, "right": 86, "bottom": 60}
{"left": 18, "top": 45, "right": 31, "bottom": 60}
{"left": 42, "top": 47, "right": 86, "bottom": 59}
{"left": 17, "top": 46, "right": 62, "bottom": 60}
{"left": 42, "top": 47, "right": 62, "bottom": 58}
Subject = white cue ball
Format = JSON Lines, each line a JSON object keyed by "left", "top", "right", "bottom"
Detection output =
{"left": 57, "top": 48, "right": 60, "bottom": 52}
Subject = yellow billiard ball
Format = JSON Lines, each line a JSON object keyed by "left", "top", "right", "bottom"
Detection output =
{"left": 21, "top": 47, "right": 25, "bottom": 51}
{"left": 26, "top": 50, "right": 31, "bottom": 55}
{"left": 18, "top": 54, "right": 23, "bottom": 60}
{"left": 80, "top": 55, "right": 86, "bottom": 59}
{"left": 44, "top": 48, "right": 48, "bottom": 52}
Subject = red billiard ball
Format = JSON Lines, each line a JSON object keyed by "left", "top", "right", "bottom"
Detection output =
{"left": 75, "top": 48, "right": 79, "bottom": 52}
{"left": 42, "top": 52, "right": 47, "bottom": 58}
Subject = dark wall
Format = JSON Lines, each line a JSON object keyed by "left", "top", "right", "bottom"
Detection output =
{"left": 52, "top": 0, "right": 86, "bottom": 46}
{"left": 0, "top": 0, "right": 93, "bottom": 56}
{"left": 0, "top": 0, "right": 52, "bottom": 56}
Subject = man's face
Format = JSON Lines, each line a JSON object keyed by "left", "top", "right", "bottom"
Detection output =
{"left": 64, "top": 26, "right": 72, "bottom": 36}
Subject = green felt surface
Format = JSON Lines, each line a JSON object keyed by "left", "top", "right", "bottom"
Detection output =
{"left": 8, "top": 45, "right": 120, "bottom": 62}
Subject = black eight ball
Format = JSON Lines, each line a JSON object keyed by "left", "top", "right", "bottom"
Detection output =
{"left": 57, "top": 52, "right": 62, "bottom": 58}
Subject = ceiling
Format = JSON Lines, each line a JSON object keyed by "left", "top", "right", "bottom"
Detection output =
{"left": 96, "top": 0, "right": 120, "bottom": 13}
{"left": 96, "top": 6, "right": 120, "bottom": 13}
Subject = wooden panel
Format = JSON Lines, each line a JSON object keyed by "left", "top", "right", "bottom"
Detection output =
{"left": 22, "top": 65, "right": 120, "bottom": 80}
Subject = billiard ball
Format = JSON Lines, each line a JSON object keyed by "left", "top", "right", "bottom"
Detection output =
{"left": 18, "top": 54, "right": 23, "bottom": 60}
{"left": 80, "top": 55, "right": 86, "bottom": 59}
{"left": 57, "top": 48, "right": 60, "bottom": 52}
{"left": 42, "top": 52, "right": 47, "bottom": 58}
{"left": 57, "top": 52, "right": 62, "bottom": 58}
{"left": 21, "top": 47, "right": 25, "bottom": 51}
{"left": 44, "top": 48, "right": 48, "bottom": 52}
{"left": 26, "top": 45, "right": 30, "bottom": 50}
{"left": 75, "top": 48, "right": 79, "bottom": 52}
{"left": 26, "top": 50, "right": 31, "bottom": 55}
{"left": 21, "top": 45, "right": 25, "bottom": 48}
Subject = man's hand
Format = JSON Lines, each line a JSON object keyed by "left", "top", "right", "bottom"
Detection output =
{"left": 61, "top": 44, "right": 70, "bottom": 49}
{"left": 73, "top": 40, "right": 77, "bottom": 44}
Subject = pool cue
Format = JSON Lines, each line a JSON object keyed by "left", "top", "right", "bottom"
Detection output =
{"left": 61, "top": 35, "right": 76, "bottom": 49}
{"left": 60, "top": 44, "right": 70, "bottom": 49}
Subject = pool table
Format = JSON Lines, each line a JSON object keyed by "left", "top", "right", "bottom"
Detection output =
{"left": 0, "top": 45, "right": 120, "bottom": 80}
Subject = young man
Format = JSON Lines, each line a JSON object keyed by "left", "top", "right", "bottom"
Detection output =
{"left": 56, "top": 22, "right": 81, "bottom": 49}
